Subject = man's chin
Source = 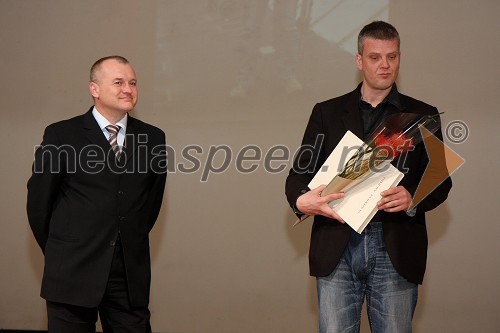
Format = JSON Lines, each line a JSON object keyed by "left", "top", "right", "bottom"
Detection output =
{"left": 375, "top": 81, "right": 395, "bottom": 91}
{"left": 120, "top": 102, "right": 136, "bottom": 112}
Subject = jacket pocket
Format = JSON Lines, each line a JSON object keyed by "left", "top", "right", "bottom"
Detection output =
{"left": 48, "top": 233, "right": 80, "bottom": 243}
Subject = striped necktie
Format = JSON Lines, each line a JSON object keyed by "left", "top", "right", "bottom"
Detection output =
{"left": 105, "top": 125, "right": 122, "bottom": 161}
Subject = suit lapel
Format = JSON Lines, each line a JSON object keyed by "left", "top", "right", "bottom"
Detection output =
{"left": 341, "top": 87, "right": 363, "bottom": 139}
{"left": 83, "top": 108, "right": 128, "bottom": 168}
{"left": 83, "top": 108, "right": 113, "bottom": 156}
{"left": 122, "top": 116, "right": 138, "bottom": 168}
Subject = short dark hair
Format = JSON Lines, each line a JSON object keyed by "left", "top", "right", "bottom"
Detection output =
{"left": 90, "top": 55, "right": 129, "bottom": 83}
{"left": 358, "top": 21, "right": 400, "bottom": 54}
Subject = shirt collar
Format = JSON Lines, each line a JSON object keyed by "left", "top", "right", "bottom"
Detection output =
{"left": 358, "top": 84, "right": 403, "bottom": 110}
{"left": 92, "top": 107, "right": 128, "bottom": 133}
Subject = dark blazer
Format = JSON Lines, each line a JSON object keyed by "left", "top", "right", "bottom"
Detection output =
{"left": 285, "top": 85, "right": 452, "bottom": 284}
{"left": 27, "top": 108, "right": 167, "bottom": 307}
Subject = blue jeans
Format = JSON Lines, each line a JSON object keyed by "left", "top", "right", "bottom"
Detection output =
{"left": 316, "top": 222, "right": 418, "bottom": 333}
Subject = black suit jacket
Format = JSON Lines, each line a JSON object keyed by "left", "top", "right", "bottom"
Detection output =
{"left": 27, "top": 108, "right": 167, "bottom": 307}
{"left": 285, "top": 85, "right": 452, "bottom": 284}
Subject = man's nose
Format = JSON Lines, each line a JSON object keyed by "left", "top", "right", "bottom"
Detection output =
{"left": 381, "top": 57, "right": 390, "bottom": 68}
{"left": 122, "top": 83, "right": 133, "bottom": 93}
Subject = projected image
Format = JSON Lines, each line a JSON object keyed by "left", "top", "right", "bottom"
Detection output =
{"left": 153, "top": 0, "right": 388, "bottom": 120}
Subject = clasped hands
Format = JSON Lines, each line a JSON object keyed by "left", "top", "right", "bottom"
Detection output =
{"left": 296, "top": 185, "right": 412, "bottom": 223}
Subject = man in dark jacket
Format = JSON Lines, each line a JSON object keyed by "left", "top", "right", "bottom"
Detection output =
{"left": 285, "top": 22, "right": 451, "bottom": 332}
{"left": 27, "top": 55, "right": 167, "bottom": 332}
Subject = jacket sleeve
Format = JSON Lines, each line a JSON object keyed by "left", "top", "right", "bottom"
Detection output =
{"left": 145, "top": 131, "right": 167, "bottom": 232}
{"left": 285, "top": 103, "right": 327, "bottom": 216}
{"left": 26, "top": 125, "right": 65, "bottom": 252}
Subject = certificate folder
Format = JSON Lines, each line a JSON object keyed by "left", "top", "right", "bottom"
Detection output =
{"left": 296, "top": 131, "right": 404, "bottom": 233}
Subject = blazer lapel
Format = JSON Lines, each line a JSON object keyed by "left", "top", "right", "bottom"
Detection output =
{"left": 83, "top": 108, "right": 124, "bottom": 168}
{"left": 341, "top": 87, "right": 363, "bottom": 139}
{"left": 122, "top": 116, "right": 138, "bottom": 167}
{"left": 83, "top": 108, "right": 112, "bottom": 153}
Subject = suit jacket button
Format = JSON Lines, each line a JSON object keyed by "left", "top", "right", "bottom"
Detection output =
{"left": 110, "top": 241, "right": 116, "bottom": 247}
{"left": 119, "top": 216, "right": 126, "bottom": 221}
{"left": 118, "top": 190, "right": 124, "bottom": 196}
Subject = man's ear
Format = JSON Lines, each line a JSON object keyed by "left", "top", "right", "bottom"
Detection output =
{"left": 89, "top": 82, "right": 99, "bottom": 98}
{"left": 355, "top": 53, "right": 363, "bottom": 71}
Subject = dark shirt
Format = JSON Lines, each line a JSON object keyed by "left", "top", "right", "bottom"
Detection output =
{"left": 359, "top": 84, "right": 405, "bottom": 223}
{"left": 359, "top": 84, "right": 403, "bottom": 140}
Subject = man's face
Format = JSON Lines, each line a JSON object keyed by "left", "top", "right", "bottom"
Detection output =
{"left": 89, "top": 59, "right": 138, "bottom": 116}
{"left": 356, "top": 38, "right": 400, "bottom": 93}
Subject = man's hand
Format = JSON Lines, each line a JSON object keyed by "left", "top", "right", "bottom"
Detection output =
{"left": 296, "top": 185, "right": 345, "bottom": 223}
{"left": 378, "top": 186, "right": 412, "bottom": 212}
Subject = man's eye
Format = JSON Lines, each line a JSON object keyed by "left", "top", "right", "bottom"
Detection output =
{"left": 114, "top": 81, "right": 122, "bottom": 86}
{"left": 130, "top": 82, "right": 137, "bottom": 86}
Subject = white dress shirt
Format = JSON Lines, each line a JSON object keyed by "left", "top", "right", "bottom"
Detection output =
{"left": 92, "top": 107, "right": 128, "bottom": 151}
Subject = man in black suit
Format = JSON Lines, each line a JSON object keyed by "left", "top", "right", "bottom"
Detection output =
{"left": 285, "top": 22, "right": 451, "bottom": 332}
{"left": 27, "top": 56, "right": 167, "bottom": 332}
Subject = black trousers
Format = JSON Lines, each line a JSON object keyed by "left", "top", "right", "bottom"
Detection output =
{"left": 46, "top": 241, "right": 152, "bottom": 333}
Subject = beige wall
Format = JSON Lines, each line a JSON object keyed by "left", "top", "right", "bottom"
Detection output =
{"left": 1, "top": 0, "right": 498, "bottom": 332}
